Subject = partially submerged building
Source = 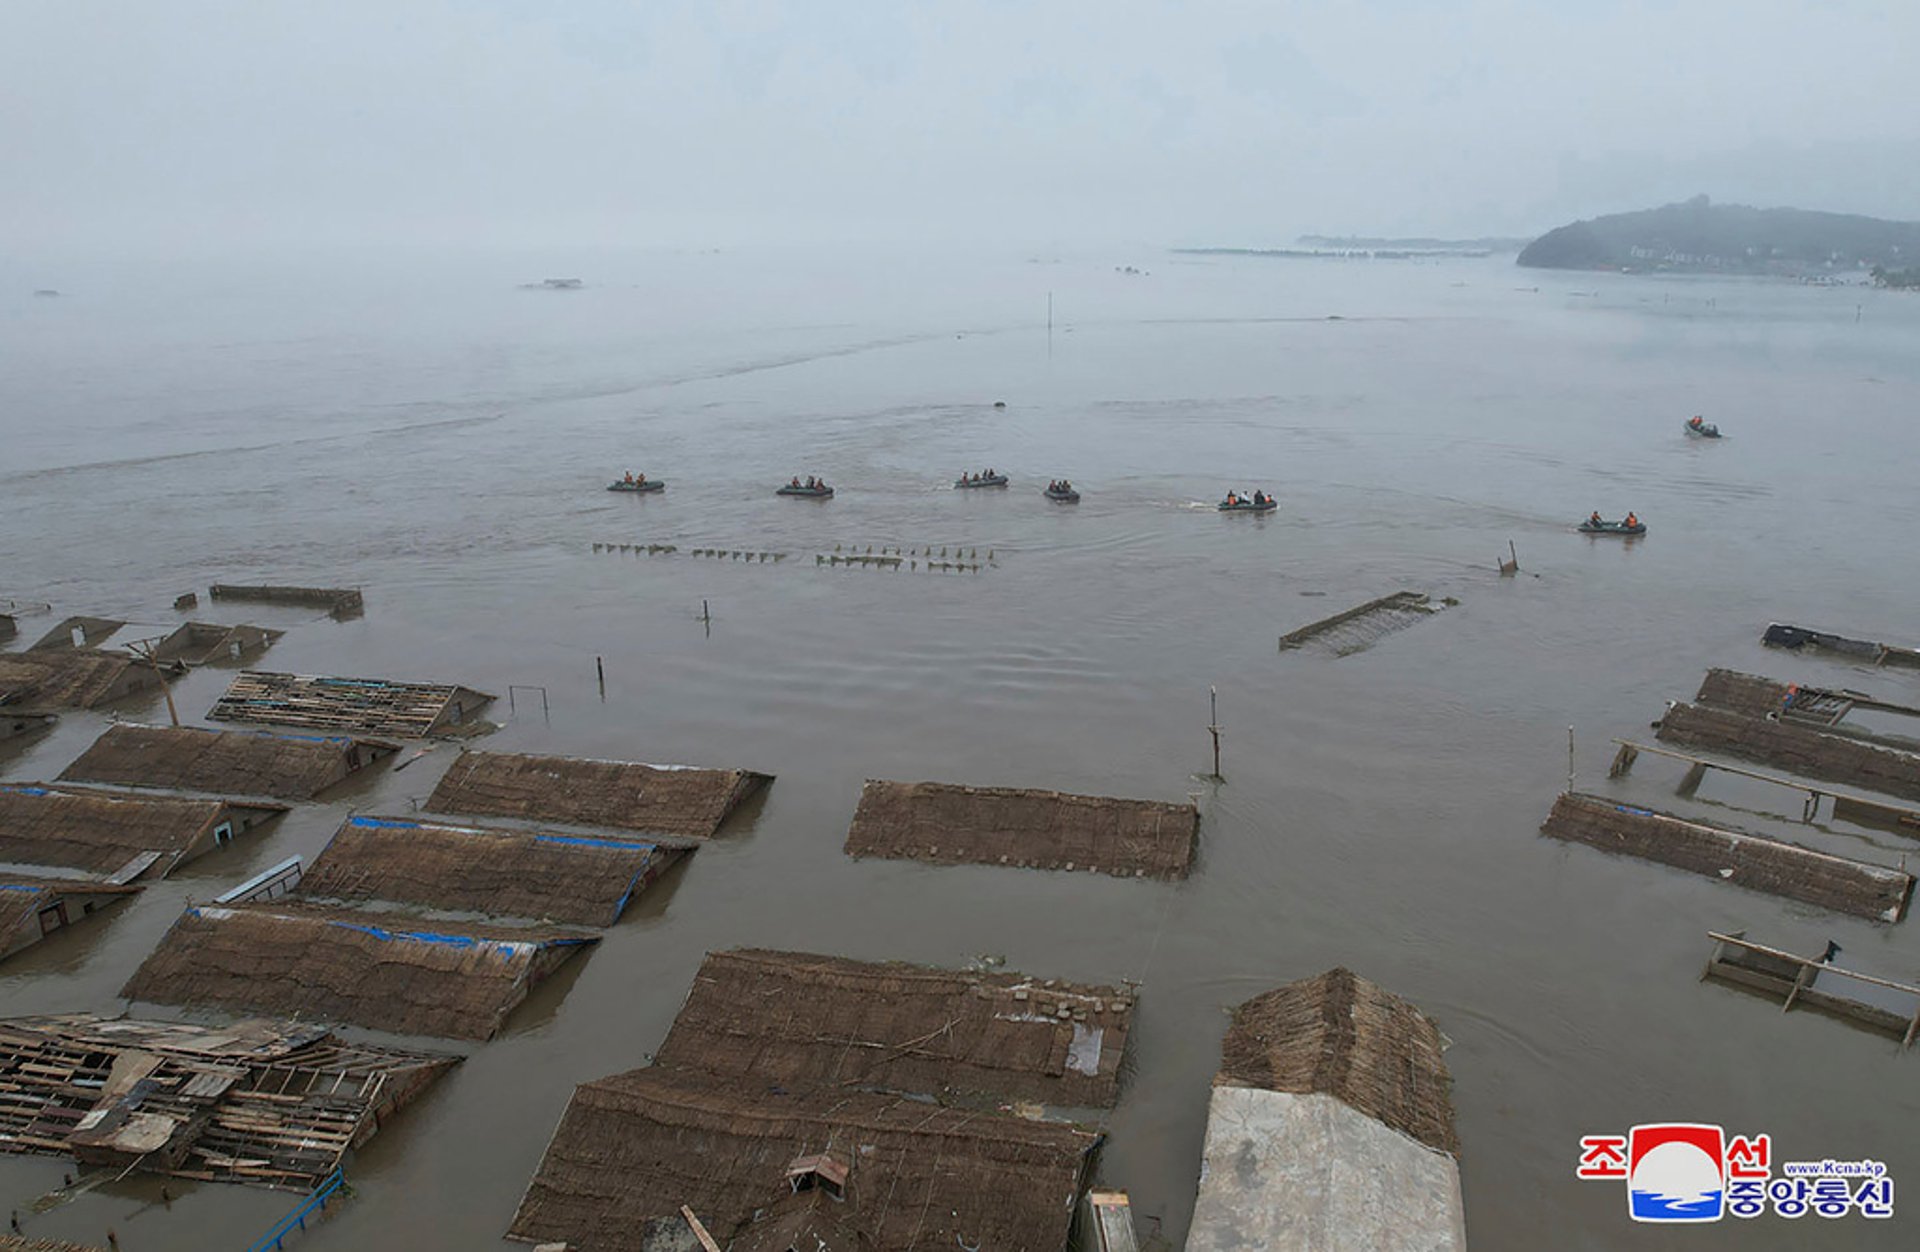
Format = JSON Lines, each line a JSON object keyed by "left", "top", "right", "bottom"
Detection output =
{"left": 1695, "top": 668, "right": 1920, "bottom": 740}
{"left": 1541, "top": 792, "right": 1913, "bottom": 922}
{"left": 27, "top": 616, "right": 126, "bottom": 652}
{"left": 844, "top": 780, "right": 1200, "bottom": 879}
{"left": 208, "top": 670, "right": 494, "bottom": 738}
{"left": 1188, "top": 969, "right": 1466, "bottom": 1252}
{"left": 0, "top": 649, "right": 166, "bottom": 711}
{"left": 1, "top": 712, "right": 57, "bottom": 744}
{"left": 1, "top": 876, "right": 140, "bottom": 962}
{"left": 426, "top": 750, "right": 771, "bottom": 838}
{"left": 1763, "top": 623, "right": 1920, "bottom": 670}
{"left": 0, "top": 784, "right": 287, "bottom": 881}
{"left": 1657, "top": 701, "right": 1920, "bottom": 804}
{"left": 0, "top": 1013, "right": 454, "bottom": 1190}
{"left": 298, "top": 815, "right": 687, "bottom": 926}
{"left": 121, "top": 900, "right": 597, "bottom": 1041}
{"left": 148, "top": 621, "right": 283, "bottom": 667}
{"left": 507, "top": 1068, "right": 1099, "bottom": 1252}
{"left": 57, "top": 723, "right": 398, "bottom": 801}
{"left": 654, "top": 948, "right": 1135, "bottom": 1108}
{"left": 508, "top": 947, "right": 1129, "bottom": 1251}
{"left": 208, "top": 583, "right": 364, "bottom": 619}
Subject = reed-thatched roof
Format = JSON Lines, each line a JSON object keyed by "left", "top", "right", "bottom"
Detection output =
{"left": 656, "top": 949, "right": 1135, "bottom": 1108}
{"left": 299, "top": 816, "right": 685, "bottom": 925}
{"left": 150, "top": 621, "right": 282, "bottom": 666}
{"left": 1658, "top": 700, "right": 1920, "bottom": 802}
{"left": 0, "top": 1013, "right": 455, "bottom": 1190}
{"left": 0, "top": 784, "right": 284, "bottom": 879}
{"left": 426, "top": 751, "right": 771, "bottom": 838}
{"left": 58, "top": 723, "right": 397, "bottom": 800}
{"left": 121, "top": 901, "right": 597, "bottom": 1040}
{"left": 1542, "top": 791, "right": 1912, "bottom": 921}
{"left": 844, "top": 780, "right": 1199, "bottom": 879}
{"left": 0, "top": 1237, "right": 110, "bottom": 1252}
{"left": 0, "top": 649, "right": 157, "bottom": 711}
{"left": 1217, "top": 968, "right": 1457, "bottom": 1156}
{"left": 1, "top": 876, "right": 140, "bottom": 957}
{"left": 506, "top": 1067, "right": 1097, "bottom": 1252}
{"left": 208, "top": 671, "right": 494, "bottom": 738}
{"left": 26, "top": 616, "right": 126, "bottom": 651}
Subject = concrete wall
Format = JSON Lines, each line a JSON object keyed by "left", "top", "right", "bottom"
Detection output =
{"left": 1187, "top": 1087, "right": 1466, "bottom": 1252}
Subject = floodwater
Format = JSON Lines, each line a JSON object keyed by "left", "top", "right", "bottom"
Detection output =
{"left": 3, "top": 247, "right": 1919, "bottom": 1251}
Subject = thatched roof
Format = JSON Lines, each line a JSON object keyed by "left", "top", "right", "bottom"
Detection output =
{"left": 506, "top": 1067, "right": 1097, "bottom": 1252}
{"left": 58, "top": 723, "right": 397, "bottom": 800}
{"left": 121, "top": 901, "right": 598, "bottom": 1040}
{"left": 0, "top": 1013, "right": 455, "bottom": 1190}
{"left": 208, "top": 671, "right": 494, "bottom": 738}
{"left": 656, "top": 949, "right": 1135, "bottom": 1108}
{"left": 299, "top": 816, "right": 684, "bottom": 925}
{"left": 1542, "top": 792, "right": 1912, "bottom": 921}
{"left": 1217, "top": 968, "right": 1457, "bottom": 1156}
{"left": 0, "top": 784, "right": 283, "bottom": 878}
{"left": 844, "top": 780, "right": 1199, "bottom": 879}
{"left": 26, "top": 615, "right": 126, "bottom": 651}
{"left": 150, "top": 621, "right": 283, "bottom": 666}
{"left": 727, "top": 1188, "right": 877, "bottom": 1252}
{"left": 1, "top": 876, "right": 140, "bottom": 952}
{"left": 0, "top": 1237, "right": 109, "bottom": 1252}
{"left": 427, "top": 751, "right": 772, "bottom": 838}
{"left": 0, "top": 649, "right": 154, "bottom": 711}
{"left": 1658, "top": 700, "right": 1920, "bottom": 802}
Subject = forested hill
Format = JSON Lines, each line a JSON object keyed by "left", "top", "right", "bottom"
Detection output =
{"left": 1517, "top": 196, "right": 1920, "bottom": 274}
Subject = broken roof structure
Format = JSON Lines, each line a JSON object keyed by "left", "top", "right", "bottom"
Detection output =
{"left": 0, "top": 1237, "right": 108, "bottom": 1252}
{"left": 1542, "top": 792, "right": 1913, "bottom": 921}
{"left": 0, "top": 1013, "right": 454, "bottom": 1190}
{"left": 121, "top": 901, "right": 597, "bottom": 1040}
{"left": 1188, "top": 969, "right": 1465, "bottom": 1252}
{"left": 656, "top": 948, "right": 1135, "bottom": 1108}
{"left": 1658, "top": 700, "right": 1920, "bottom": 804}
{"left": 506, "top": 1068, "right": 1098, "bottom": 1252}
{"left": 0, "top": 649, "right": 165, "bottom": 711}
{"left": 426, "top": 750, "right": 771, "bottom": 838}
{"left": 844, "top": 780, "right": 1200, "bottom": 879}
{"left": 57, "top": 723, "right": 398, "bottom": 801}
{"left": 1763, "top": 623, "right": 1920, "bottom": 670}
{"left": 0, "top": 784, "right": 286, "bottom": 881}
{"left": 298, "top": 815, "right": 686, "bottom": 926}
{"left": 1, "top": 876, "right": 140, "bottom": 962}
{"left": 208, "top": 583, "right": 364, "bottom": 619}
{"left": 208, "top": 670, "right": 494, "bottom": 738}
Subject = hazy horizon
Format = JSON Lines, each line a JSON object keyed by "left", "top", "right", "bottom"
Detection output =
{"left": 5, "top": 1, "right": 1918, "bottom": 261}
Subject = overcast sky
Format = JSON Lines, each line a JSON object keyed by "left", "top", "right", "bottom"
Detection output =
{"left": 5, "top": 0, "right": 1917, "bottom": 253}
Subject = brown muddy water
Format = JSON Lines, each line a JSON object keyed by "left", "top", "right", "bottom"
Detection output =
{"left": 3, "top": 248, "right": 1919, "bottom": 1250}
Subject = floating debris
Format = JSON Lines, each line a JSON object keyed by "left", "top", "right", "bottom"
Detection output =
{"left": 1277, "top": 591, "right": 1451, "bottom": 656}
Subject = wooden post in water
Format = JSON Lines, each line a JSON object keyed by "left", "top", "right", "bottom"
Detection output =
{"left": 1567, "top": 726, "right": 1575, "bottom": 792}
{"left": 596, "top": 655, "right": 605, "bottom": 700}
{"left": 1209, "top": 686, "right": 1223, "bottom": 780}
{"left": 127, "top": 638, "right": 180, "bottom": 726}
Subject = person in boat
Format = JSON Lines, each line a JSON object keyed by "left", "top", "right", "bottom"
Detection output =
{"left": 1689, "top": 415, "right": 1704, "bottom": 429}
{"left": 1589, "top": 510, "right": 1603, "bottom": 527}
{"left": 1225, "top": 492, "right": 1239, "bottom": 506}
{"left": 623, "top": 471, "right": 634, "bottom": 484}
{"left": 791, "top": 476, "right": 802, "bottom": 488}
{"left": 1624, "top": 511, "right": 1638, "bottom": 528}
{"left": 634, "top": 472, "right": 646, "bottom": 485}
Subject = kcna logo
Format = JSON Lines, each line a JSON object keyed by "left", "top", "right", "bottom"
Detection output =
{"left": 1577, "top": 1124, "right": 1893, "bottom": 1223}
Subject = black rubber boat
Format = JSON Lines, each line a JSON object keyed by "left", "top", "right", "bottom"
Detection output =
{"left": 1218, "top": 498, "right": 1277, "bottom": 513}
{"left": 1043, "top": 486, "right": 1080, "bottom": 503}
{"left": 1684, "top": 420, "right": 1722, "bottom": 439}
{"left": 955, "top": 474, "right": 1009, "bottom": 489}
{"left": 607, "top": 479, "right": 665, "bottom": 493}
{"left": 777, "top": 484, "right": 834, "bottom": 498}
{"left": 1579, "top": 519, "right": 1646, "bottom": 536}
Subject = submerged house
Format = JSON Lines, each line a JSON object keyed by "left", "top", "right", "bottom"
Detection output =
{"left": 208, "top": 670, "right": 494, "bottom": 738}
{"left": 121, "top": 900, "right": 598, "bottom": 1041}
{"left": 426, "top": 750, "right": 772, "bottom": 838}
{"left": 1187, "top": 968, "right": 1466, "bottom": 1252}
{"left": 0, "top": 784, "right": 287, "bottom": 881}
{"left": 508, "top": 948, "right": 1127, "bottom": 1251}
{"left": 297, "top": 815, "right": 688, "bottom": 926}
{"left": 0, "top": 1013, "right": 454, "bottom": 1190}
{"left": 844, "top": 779, "right": 1201, "bottom": 879}
{"left": 0, "top": 876, "right": 140, "bottom": 963}
{"left": 58, "top": 723, "right": 398, "bottom": 801}
{"left": 1657, "top": 700, "right": 1920, "bottom": 804}
{"left": 0, "top": 649, "right": 167, "bottom": 711}
{"left": 148, "top": 621, "right": 283, "bottom": 667}
{"left": 27, "top": 616, "right": 127, "bottom": 652}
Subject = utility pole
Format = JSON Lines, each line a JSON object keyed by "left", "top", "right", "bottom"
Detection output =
{"left": 126, "top": 638, "right": 179, "bottom": 726}
{"left": 1208, "top": 686, "right": 1223, "bottom": 781}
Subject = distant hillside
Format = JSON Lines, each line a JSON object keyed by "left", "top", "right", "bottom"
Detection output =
{"left": 1518, "top": 196, "right": 1920, "bottom": 275}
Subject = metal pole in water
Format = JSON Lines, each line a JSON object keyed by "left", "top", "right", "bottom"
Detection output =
{"left": 596, "top": 656, "right": 606, "bottom": 701}
{"left": 1209, "top": 686, "right": 1223, "bottom": 780}
{"left": 1567, "top": 725, "right": 1575, "bottom": 792}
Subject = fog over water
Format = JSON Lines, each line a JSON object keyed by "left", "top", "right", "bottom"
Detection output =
{"left": 5, "top": 4, "right": 1920, "bottom": 1250}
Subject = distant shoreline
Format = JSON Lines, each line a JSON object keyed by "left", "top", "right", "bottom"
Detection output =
{"left": 1173, "top": 246, "right": 1503, "bottom": 261}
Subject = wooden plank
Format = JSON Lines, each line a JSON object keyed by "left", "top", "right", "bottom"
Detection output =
{"left": 681, "top": 1205, "right": 724, "bottom": 1252}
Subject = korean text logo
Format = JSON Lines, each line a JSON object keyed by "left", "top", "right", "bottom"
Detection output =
{"left": 1577, "top": 1123, "right": 1892, "bottom": 1223}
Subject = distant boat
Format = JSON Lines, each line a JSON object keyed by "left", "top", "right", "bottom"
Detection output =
{"left": 1684, "top": 418, "right": 1722, "bottom": 439}
{"left": 954, "top": 473, "right": 1008, "bottom": 489}
{"left": 521, "top": 278, "right": 583, "bottom": 290}
{"left": 1218, "top": 493, "right": 1277, "bottom": 513}
{"left": 607, "top": 478, "right": 664, "bottom": 494}
{"left": 777, "top": 482, "right": 834, "bottom": 499}
{"left": 32, "top": 289, "right": 60, "bottom": 298}
{"left": 1044, "top": 483, "right": 1080, "bottom": 503}
{"left": 1579, "top": 517, "right": 1645, "bottom": 536}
